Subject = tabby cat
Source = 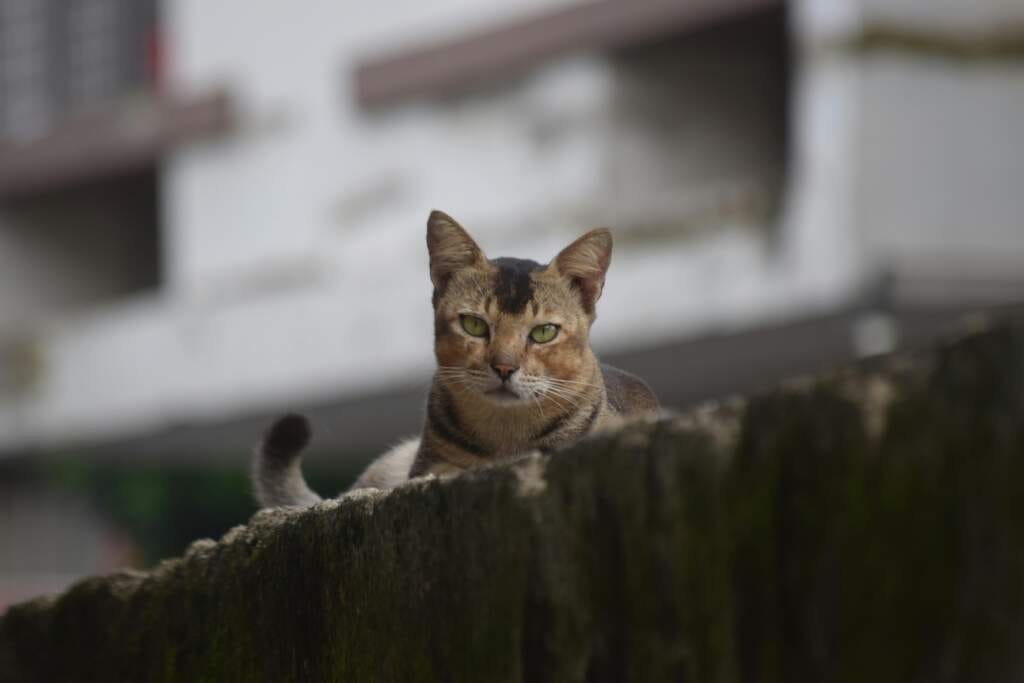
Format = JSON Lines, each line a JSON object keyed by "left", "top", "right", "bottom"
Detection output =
{"left": 253, "top": 210, "right": 658, "bottom": 507}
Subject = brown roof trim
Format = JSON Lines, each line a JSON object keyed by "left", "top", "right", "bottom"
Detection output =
{"left": 354, "top": 0, "right": 782, "bottom": 107}
{"left": 0, "top": 90, "right": 234, "bottom": 201}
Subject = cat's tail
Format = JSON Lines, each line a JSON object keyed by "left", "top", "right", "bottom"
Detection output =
{"left": 252, "top": 414, "right": 323, "bottom": 508}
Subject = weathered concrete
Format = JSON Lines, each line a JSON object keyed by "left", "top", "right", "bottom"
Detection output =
{"left": 3, "top": 317, "right": 1024, "bottom": 682}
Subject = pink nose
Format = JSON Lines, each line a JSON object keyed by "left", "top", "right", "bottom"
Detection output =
{"left": 491, "top": 363, "right": 518, "bottom": 381}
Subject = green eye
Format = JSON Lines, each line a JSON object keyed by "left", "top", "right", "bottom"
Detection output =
{"left": 460, "top": 315, "right": 489, "bottom": 337}
{"left": 530, "top": 324, "right": 559, "bottom": 344}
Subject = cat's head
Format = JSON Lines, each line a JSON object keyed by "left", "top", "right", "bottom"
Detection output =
{"left": 427, "top": 210, "right": 611, "bottom": 406}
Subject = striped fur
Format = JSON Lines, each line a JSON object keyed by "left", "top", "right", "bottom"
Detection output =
{"left": 252, "top": 210, "right": 658, "bottom": 507}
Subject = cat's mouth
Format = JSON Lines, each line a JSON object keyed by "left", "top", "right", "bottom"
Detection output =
{"left": 485, "top": 386, "right": 522, "bottom": 403}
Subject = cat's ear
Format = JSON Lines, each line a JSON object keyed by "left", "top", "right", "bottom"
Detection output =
{"left": 552, "top": 228, "right": 612, "bottom": 315}
{"left": 426, "top": 210, "right": 486, "bottom": 291}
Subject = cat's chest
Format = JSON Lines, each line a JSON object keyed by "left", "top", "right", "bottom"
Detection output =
{"left": 475, "top": 423, "right": 542, "bottom": 457}
{"left": 488, "top": 400, "right": 610, "bottom": 455}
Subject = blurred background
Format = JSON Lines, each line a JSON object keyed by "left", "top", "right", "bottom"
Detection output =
{"left": 1, "top": 0, "right": 1022, "bottom": 610}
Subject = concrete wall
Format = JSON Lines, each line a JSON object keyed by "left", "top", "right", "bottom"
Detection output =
{"left": 5, "top": 317, "right": 1024, "bottom": 681}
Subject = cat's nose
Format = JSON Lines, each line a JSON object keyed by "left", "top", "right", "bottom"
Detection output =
{"left": 491, "top": 363, "right": 519, "bottom": 382}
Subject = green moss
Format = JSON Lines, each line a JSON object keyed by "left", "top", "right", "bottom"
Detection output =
{"left": 843, "top": 24, "right": 1024, "bottom": 62}
{"left": 4, "top": 319, "right": 1024, "bottom": 681}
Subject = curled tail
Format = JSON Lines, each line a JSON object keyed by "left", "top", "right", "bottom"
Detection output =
{"left": 252, "top": 414, "right": 322, "bottom": 508}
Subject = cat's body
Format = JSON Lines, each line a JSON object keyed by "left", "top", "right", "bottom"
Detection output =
{"left": 253, "top": 211, "right": 657, "bottom": 508}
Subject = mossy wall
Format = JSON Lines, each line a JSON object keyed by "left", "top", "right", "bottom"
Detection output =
{"left": 3, "top": 318, "right": 1024, "bottom": 682}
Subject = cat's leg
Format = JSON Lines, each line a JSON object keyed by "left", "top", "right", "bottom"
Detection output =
{"left": 347, "top": 438, "right": 420, "bottom": 492}
{"left": 418, "top": 460, "right": 464, "bottom": 480}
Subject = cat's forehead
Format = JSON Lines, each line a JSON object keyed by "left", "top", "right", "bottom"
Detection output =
{"left": 490, "top": 257, "right": 543, "bottom": 315}
{"left": 440, "top": 256, "right": 580, "bottom": 318}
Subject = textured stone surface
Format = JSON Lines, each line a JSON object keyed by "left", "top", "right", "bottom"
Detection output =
{"left": 3, "top": 317, "right": 1024, "bottom": 682}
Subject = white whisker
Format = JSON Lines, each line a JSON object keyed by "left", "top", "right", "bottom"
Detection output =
{"left": 543, "top": 391, "right": 574, "bottom": 414}
{"left": 547, "top": 386, "right": 585, "bottom": 405}
{"left": 545, "top": 377, "right": 602, "bottom": 389}
{"left": 542, "top": 387, "right": 582, "bottom": 412}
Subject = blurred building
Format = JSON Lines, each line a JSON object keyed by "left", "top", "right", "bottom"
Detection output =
{"left": 1, "top": 0, "right": 1023, "bottom": 603}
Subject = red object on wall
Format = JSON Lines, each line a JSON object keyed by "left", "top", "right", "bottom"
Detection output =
{"left": 146, "top": 25, "right": 163, "bottom": 89}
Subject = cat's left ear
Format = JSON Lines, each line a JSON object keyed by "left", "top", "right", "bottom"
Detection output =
{"left": 426, "top": 210, "right": 487, "bottom": 292}
{"left": 552, "top": 228, "right": 612, "bottom": 315}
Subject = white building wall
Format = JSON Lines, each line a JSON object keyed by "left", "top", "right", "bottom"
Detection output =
{"left": 13, "top": 0, "right": 1023, "bottom": 454}
{"left": 0, "top": 177, "right": 158, "bottom": 329}
{"left": 0, "top": 0, "right": 859, "bottom": 452}
{"left": 798, "top": 0, "right": 1024, "bottom": 305}
{"left": 856, "top": 57, "right": 1024, "bottom": 299}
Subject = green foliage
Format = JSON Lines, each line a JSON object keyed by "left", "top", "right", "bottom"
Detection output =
{"left": 36, "top": 459, "right": 362, "bottom": 566}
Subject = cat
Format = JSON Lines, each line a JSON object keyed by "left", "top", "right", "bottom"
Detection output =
{"left": 252, "top": 210, "right": 658, "bottom": 507}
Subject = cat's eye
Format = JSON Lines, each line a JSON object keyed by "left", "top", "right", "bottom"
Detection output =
{"left": 460, "top": 315, "right": 489, "bottom": 337}
{"left": 530, "top": 324, "right": 559, "bottom": 344}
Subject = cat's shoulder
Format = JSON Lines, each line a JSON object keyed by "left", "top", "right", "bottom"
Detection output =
{"left": 600, "top": 363, "right": 659, "bottom": 416}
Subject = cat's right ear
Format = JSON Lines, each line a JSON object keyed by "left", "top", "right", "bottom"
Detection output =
{"left": 426, "top": 210, "right": 486, "bottom": 292}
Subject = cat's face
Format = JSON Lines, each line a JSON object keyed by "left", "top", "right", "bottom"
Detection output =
{"left": 427, "top": 210, "right": 611, "bottom": 406}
